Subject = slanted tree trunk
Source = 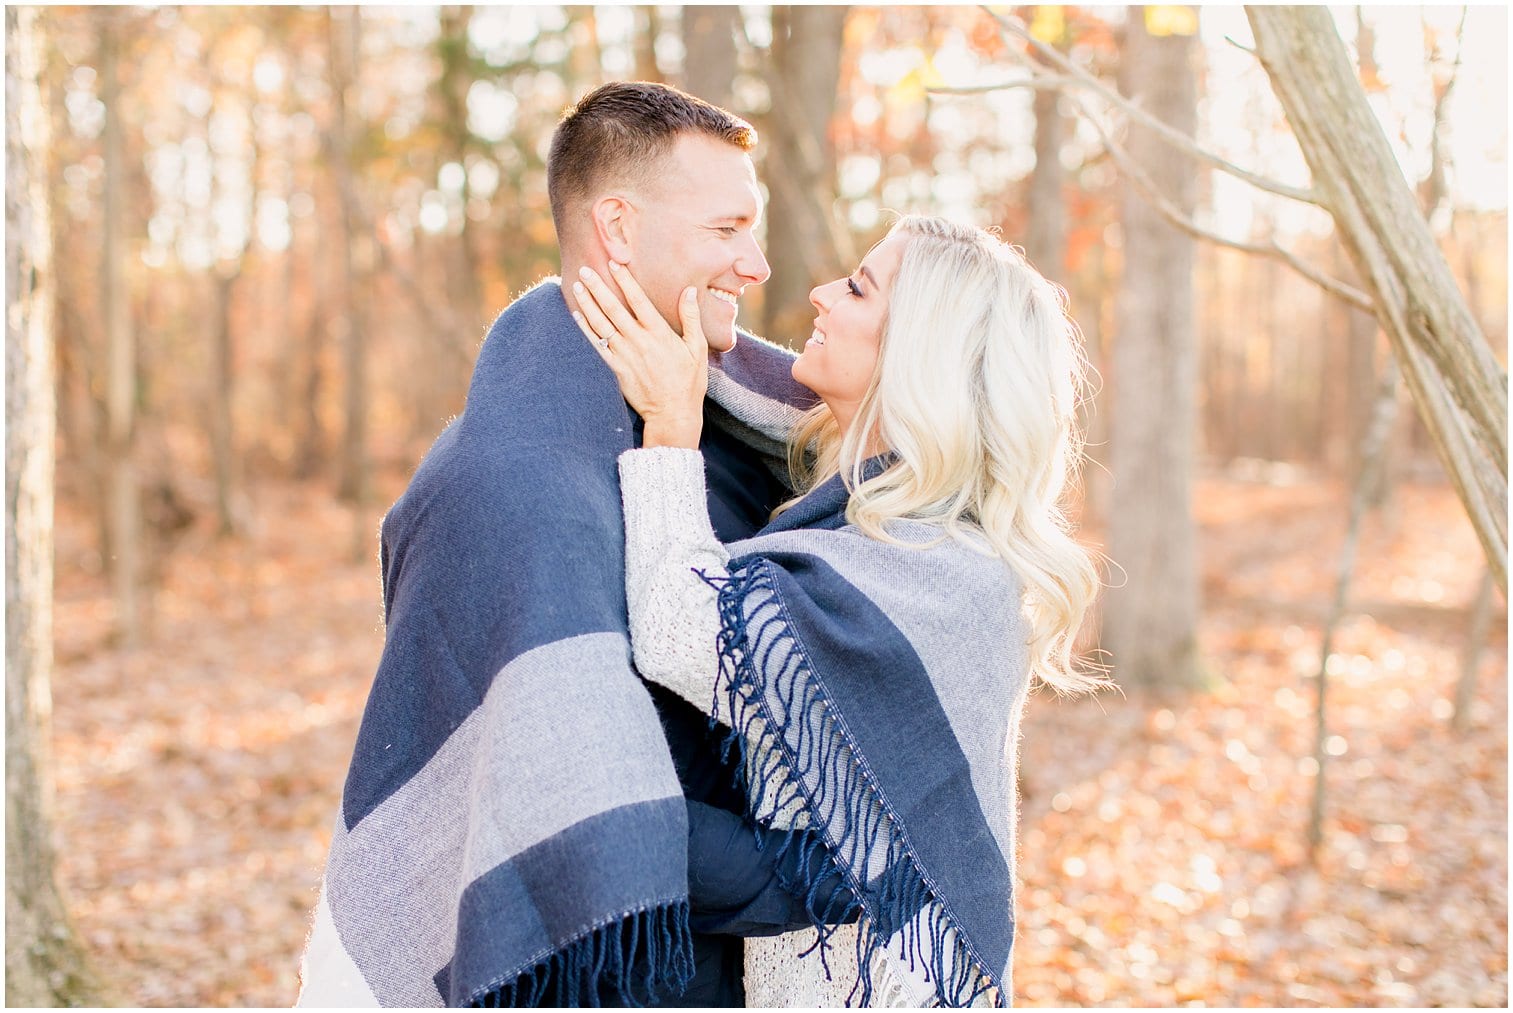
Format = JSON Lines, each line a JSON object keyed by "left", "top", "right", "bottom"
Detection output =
{"left": 1248, "top": 6, "right": 1508, "bottom": 593}
{"left": 682, "top": 6, "right": 740, "bottom": 108}
{"left": 762, "top": 6, "right": 849, "bottom": 343}
{"left": 1101, "top": 7, "right": 1204, "bottom": 690}
{"left": 6, "top": 9, "right": 94, "bottom": 1004}
{"left": 100, "top": 10, "right": 140, "bottom": 645}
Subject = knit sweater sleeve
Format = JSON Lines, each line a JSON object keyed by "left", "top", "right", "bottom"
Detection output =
{"left": 618, "top": 447, "right": 731, "bottom": 717}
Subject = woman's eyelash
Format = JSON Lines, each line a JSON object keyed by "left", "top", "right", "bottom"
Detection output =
{"left": 847, "top": 278, "right": 863, "bottom": 297}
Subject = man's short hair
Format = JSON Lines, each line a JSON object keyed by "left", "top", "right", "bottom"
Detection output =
{"left": 547, "top": 81, "right": 756, "bottom": 243}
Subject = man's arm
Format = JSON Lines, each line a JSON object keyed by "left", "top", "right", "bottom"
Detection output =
{"left": 686, "top": 801, "right": 859, "bottom": 937}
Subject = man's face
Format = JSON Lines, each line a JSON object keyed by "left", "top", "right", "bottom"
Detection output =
{"left": 622, "top": 133, "right": 770, "bottom": 351}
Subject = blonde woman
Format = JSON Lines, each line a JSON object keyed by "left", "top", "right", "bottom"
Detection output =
{"left": 573, "top": 215, "right": 1103, "bottom": 1007}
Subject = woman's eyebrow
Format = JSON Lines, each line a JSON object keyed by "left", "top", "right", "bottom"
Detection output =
{"left": 860, "top": 265, "right": 879, "bottom": 290}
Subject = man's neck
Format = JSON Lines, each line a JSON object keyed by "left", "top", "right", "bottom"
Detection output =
{"left": 558, "top": 250, "right": 614, "bottom": 317}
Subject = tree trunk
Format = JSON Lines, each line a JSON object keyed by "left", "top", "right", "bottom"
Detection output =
{"left": 761, "top": 6, "right": 850, "bottom": 343}
{"left": 329, "top": 8, "right": 370, "bottom": 539}
{"left": 210, "top": 270, "right": 239, "bottom": 535}
{"left": 100, "top": 10, "right": 140, "bottom": 646}
{"left": 1101, "top": 7, "right": 1204, "bottom": 690}
{"left": 438, "top": 7, "right": 484, "bottom": 349}
{"left": 1247, "top": 6, "right": 1508, "bottom": 593}
{"left": 1024, "top": 13, "right": 1067, "bottom": 278}
{"left": 207, "top": 60, "right": 260, "bottom": 538}
{"left": 682, "top": 6, "right": 740, "bottom": 108}
{"left": 6, "top": 10, "right": 95, "bottom": 1004}
{"left": 1307, "top": 358, "right": 1400, "bottom": 860}
{"left": 634, "top": 6, "right": 664, "bottom": 83}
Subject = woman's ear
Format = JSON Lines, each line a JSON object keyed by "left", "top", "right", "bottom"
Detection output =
{"left": 591, "top": 195, "right": 637, "bottom": 265}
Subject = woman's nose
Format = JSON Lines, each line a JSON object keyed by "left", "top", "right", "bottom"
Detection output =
{"left": 809, "top": 280, "right": 835, "bottom": 312}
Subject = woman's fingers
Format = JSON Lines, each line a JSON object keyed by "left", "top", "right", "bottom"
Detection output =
{"left": 576, "top": 266, "right": 639, "bottom": 337}
{"left": 572, "top": 308, "right": 608, "bottom": 349}
{"left": 606, "top": 261, "right": 660, "bottom": 327}
{"left": 676, "top": 287, "right": 708, "bottom": 365}
{"left": 572, "top": 279, "right": 622, "bottom": 345}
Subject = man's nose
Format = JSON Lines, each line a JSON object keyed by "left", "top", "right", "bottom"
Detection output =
{"left": 735, "top": 232, "right": 771, "bottom": 285}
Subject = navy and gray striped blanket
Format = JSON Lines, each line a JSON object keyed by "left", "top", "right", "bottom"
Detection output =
{"left": 709, "top": 469, "right": 1030, "bottom": 1007}
{"left": 296, "top": 279, "right": 814, "bottom": 1007}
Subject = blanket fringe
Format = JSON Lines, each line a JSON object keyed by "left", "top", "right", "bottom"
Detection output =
{"left": 469, "top": 900, "right": 693, "bottom": 1008}
{"left": 701, "top": 563, "right": 1007, "bottom": 1008}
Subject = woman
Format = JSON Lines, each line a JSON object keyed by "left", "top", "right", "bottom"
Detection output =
{"left": 572, "top": 215, "right": 1103, "bottom": 1007}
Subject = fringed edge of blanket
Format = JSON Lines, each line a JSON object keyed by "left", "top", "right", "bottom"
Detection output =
{"left": 468, "top": 899, "right": 694, "bottom": 1008}
{"left": 702, "top": 561, "right": 1007, "bottom": 1009}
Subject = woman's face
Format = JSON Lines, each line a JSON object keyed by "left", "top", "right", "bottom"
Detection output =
{"left": 792, "top": 232, "right": 909, "bottom": 434}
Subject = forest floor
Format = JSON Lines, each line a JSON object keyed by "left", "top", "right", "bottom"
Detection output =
{"left": 49, "top": 467, "right": 1507, "bottom": 1007}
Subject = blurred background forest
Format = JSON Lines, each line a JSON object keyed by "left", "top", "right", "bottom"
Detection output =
{"left": 5, "top": 3, "right": 1508, "bottom": 1007}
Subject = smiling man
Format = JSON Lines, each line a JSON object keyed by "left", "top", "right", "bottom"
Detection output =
{"left": 298, "top": 82, "right": 833, "bottom": 1009}
{"left": 549, "top": 83, "right": 770, "bottom": 354}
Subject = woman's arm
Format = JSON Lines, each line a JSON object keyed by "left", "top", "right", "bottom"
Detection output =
{"left": 618, "top": 445, "right": 730, "bottom": 715}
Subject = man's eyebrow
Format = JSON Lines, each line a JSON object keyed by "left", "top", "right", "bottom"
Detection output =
{"left": 708, "top": 213, "right": 755, "bottom": 225}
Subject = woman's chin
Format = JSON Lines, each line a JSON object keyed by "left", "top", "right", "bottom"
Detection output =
{"left": 790, "top": 355, "right": 813, "bottom": 389}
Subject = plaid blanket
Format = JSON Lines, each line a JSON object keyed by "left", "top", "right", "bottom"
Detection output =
{"left": 297, "top": 279, "right": 814, "bottom": 1007}
{"left": 708, "top": 468, "right": 1031, "bottom": 1007}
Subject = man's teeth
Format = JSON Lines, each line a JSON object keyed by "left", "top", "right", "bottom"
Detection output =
{"left": 809, "top": 330, "right": 825, "bottom": 346}
{"left": 709, "top": 288, "right": 739, "bottom": 307}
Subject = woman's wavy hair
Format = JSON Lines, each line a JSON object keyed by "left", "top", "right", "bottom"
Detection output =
{"left": 781, "top": 214, "right": 1105, "bottom": 695}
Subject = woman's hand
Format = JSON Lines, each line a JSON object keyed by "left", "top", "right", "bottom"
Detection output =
{"left": 572, "top": 262, "right": 708, "bottom": 449}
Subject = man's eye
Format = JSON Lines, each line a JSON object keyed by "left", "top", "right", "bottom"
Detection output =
{"left": 717, "top": 227, "right": 739, "bottom": 236}
{"left": 846, "top": 278, "right": 863, "bottom": 297}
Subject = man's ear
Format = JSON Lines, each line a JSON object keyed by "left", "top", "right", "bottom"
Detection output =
{"left": 590, "top": 195, "right": 637, "bottom": 265}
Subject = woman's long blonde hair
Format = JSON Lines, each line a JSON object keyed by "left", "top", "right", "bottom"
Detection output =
{"left": 781, "top": 215, "right": 1104, "bottom": 695}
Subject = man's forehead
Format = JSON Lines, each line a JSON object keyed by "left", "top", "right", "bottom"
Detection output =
{"left": 646, "top": 136, "right": 763, "bottom": 219}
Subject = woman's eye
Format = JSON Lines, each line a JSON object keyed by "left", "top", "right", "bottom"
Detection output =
{"left": 846, "top": 277, "right": 863, "bottom": 297}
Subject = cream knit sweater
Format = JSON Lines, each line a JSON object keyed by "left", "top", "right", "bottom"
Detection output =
{"left": 618, "top": 447, "right": 935, "bottom": 1009}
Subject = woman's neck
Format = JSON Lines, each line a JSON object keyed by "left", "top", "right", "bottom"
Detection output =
{"left": 829, "top": 401, "right": 888, "bottom": 461}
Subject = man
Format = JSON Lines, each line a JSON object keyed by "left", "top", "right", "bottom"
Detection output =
{"left": 297, "top": 82, "right": 836, "bottom": 1008}
{"left": 551, "top": 81, "right": 794, "bottom": 541}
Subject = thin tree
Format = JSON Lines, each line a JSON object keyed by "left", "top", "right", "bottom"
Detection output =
{"left": 5, "top": 8, "right": 96, "bottom": 1003}
{"left": 437, "top": 6, "right": 485, "bottom": 345}
{"left": 1101, "top": 7, "right": 1205, "bottom": 689}
{"left": 1450, "top": 567, "right": 1498, "bottom": 733}
{"left": 100, "top": 8, "right": 141, "bottom": 645}
{"left": 327, "top": 7, "right": 371, "bottom": 561}
{"left": 758, "top": 6, "right": 852, "bottom": 343}
{"left": 207, "top": 35, "right": 262, "bottom": 538}
{"left": 681, "top": 6, "right": 741, "bottom": 109}
{"left": 1307, "top": 359, "right": 1400, "bottom": 860}
{"left": 1022, "top": 6, "right": 1067, "bottom": 277}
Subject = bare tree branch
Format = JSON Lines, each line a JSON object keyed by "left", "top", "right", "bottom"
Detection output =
{"left": 1065, "top": 88, "right": 1376, "bottom": 312}
{"left": 977, "top": 6, "right": 1319, "bottom": 205}
{"left": 1223, "top": 35, "right": 1257, "bottom": 57}
{"left": 931, "top": 75, "right": 1083, "bottom": 95}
